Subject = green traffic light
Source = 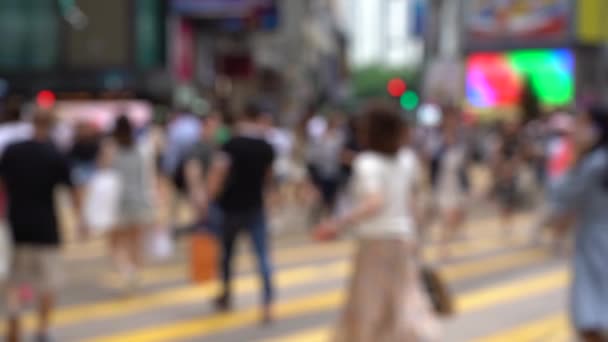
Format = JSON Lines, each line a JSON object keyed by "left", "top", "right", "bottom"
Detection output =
{"left": 400, "top": 91, "right": 419, "bottom": 110}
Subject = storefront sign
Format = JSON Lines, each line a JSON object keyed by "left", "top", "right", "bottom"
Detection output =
{"left": 465, "top": 0, "right": 571, "bottom": 49}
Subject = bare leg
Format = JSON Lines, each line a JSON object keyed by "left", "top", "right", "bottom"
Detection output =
{"left": 7, "top": 317, "right": 19, "bottom": 342}
{"left": 440, "top": 214, "right": 453, "bottom": 261}
{"left": 500, "top": 207, "right": 514, "bottom": 239}
{"left": 6, "top": 287, "right": 21, "bottom": 342}
{"left": 440, "top": 209, "right": 465, "bottom": 261}
{"left": 528, "top": 205, "right": 551, "bottom": 245}
{"left": 551, "top": 217, "right": 572, "bottom": 257}
{"left": 126, "top": 226, "right": 143, "bottom": 272}
{"left": 37, "top": 291, "right": 55, "bottom": 337}
{"left": 110, "top": 228, "right": 139, "bottom": 291}
{"left": 452, "top": 209, "right": 466, "bottom": 238}
{"left": 114, "top": 226, "right": 142, "bottom": 291}
{"left": 108, "top": 229, "right": 126, "bottom": 273}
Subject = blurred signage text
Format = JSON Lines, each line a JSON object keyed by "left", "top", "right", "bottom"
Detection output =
{"left": 170, "top": 0, "right": 278, "bottom": 31}
{"left": 465, "top": 0, "right": 571, "bottom": 49}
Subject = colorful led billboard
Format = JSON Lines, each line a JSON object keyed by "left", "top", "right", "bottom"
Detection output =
{"left": 466, "top": 49, "right": 574, "bottom": 109}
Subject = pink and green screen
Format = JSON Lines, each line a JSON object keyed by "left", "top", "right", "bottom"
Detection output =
{"left": 466, "top": 49, "right": 574, "bottom": 109}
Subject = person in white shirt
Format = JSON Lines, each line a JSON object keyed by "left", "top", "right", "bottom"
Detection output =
{"left": 0, "top": 121, "right": 32, "bottom": 156}
{"left": 314, "top": 102, "right": 439, "bottom": 342}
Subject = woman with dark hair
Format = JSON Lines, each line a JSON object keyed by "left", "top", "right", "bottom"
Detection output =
{"left": 106, "top": 115, "right": 154, "bottom": 289}
{"left": 314, "top": 102, "right": 439, "bottom": 341}
{"left": 550, "top": 106, "right": 608, "bottom": 342}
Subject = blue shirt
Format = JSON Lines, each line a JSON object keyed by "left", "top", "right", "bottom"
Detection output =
{"left": 162, "top": 114, "right": 201, "bottom": 176}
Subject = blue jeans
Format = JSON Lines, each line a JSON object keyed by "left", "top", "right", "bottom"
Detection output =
{"left": 174, "top": 204, "right": 223, "bottom": 239}
{"left": 72, "top": 162, "right": 96, "bottom": 186}
{"left": 219, "top": 208, "right": 273, "bottom": 305}
{"left": 199, "top": 203, "right": 223, "bottom": 237}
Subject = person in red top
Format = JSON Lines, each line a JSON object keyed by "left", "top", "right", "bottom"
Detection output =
{"left": 546, "top": 114, "right": 575, "bottom": 181}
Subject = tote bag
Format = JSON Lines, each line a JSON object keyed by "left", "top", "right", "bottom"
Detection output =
{"left": 421, "top": 265, "right": 455, "bottom": 316}
{"left": 84, "top": 169, "right": 123, "bottom": 235}
{"left": 190, "top": 232, "right": 219, "bottom": 284}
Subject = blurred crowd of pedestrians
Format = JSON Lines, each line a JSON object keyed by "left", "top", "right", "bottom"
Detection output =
{"left": 1, "top": 93, "right": 608, "bottom": 341}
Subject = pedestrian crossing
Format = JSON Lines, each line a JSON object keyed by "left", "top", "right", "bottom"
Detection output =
{"left": 1, "top": 214, "right": 574, "bottom": 341}
{"left": 474, "top": 314, "right": 569, "bottom": 342}
{"left": 263, "top": 314, "right": 571, "bottom": 342}
{"left": 88, "top": 267, "right": 568, "bottom": 342}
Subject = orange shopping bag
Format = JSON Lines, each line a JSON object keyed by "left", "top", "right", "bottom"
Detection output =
{"left": 190, "top": 232, "right": 219, "bottom": 284}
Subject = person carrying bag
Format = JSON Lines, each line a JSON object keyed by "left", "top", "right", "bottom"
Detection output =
{"left": 313, "top": 103, "right": 441, "bottom": 341}
{"left": 182, "top": 114, "right": 226, "bottom": 285}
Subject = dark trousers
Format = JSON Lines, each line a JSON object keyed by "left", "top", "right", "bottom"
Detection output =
{"left": 220, "top": 208, "right": 273, "bottom": 305}
{"left": 308, "top": 165, "right": 340, "bottom": 210}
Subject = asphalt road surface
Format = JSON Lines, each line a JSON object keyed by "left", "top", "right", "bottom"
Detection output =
{"left": 0, "top": 207, "right": 574, "bottom": 342}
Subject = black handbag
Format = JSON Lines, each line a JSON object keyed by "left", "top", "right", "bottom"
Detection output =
{"left": 421, "top": 265, "right": 455, "bottom": 317}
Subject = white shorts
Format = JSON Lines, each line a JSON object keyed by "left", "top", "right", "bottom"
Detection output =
{"left": 8, "top": 245, "right": 63, "bottom": 293}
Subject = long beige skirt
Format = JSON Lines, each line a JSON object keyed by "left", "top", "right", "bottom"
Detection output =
{"left": 334, "top": 239, "right": 441, "bottom": 342}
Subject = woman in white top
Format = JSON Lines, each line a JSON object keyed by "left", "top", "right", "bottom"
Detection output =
{"left": 314, "top": 103, "right": 439, "bottom": 342}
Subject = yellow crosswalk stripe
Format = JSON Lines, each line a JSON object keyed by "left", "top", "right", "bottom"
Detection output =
{"left": 0, "top": 237, "right": 553, "bottom": 337}
{"left": 86, "top": 290, "right": 345, "bottom": 342}
{"left": 61, "top": 239, "right": 351, "bottom": 286}
{"left": 263, "top": 271, "right": 570, "bottom": 342}
{"left": 264, "top": 315, "right": 571, "bottom": 342}
{"left": 443, "top": 248, "right": 549, "bottom": 282}
{"left": 57, "top": 210, "right": 531, "bottom": 290}
{"left": 473, "top": 314, "right": 569, "bottom": 342}
{"left": 264, "top": 328, "right": 329, "bottom": 342}
{"left": 262, "top": 247, "right": 554, "bottom": 342}
{"left": 0, "top": 261, "right": 348, "bottom": 336}
{"left": 84, "top": 268, "right": 568, "bottom": 342}
{"left": 99, "top": 240, "right": 352, "bottom": 289}
{"left": 98, "top": 231, "right": 535, "bottom": 290}
{"left": 60, "top": 212, "right": 523, "bottom": 262}
{"left": 457, "top": 270, "right": 568, "bottom": 312}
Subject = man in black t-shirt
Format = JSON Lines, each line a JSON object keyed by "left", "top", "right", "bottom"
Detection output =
{"left": 214, "top": 104, "right": 276, "bottom": 323}
{"left": 0, "top": 110, "right": 82, "bottom": 342}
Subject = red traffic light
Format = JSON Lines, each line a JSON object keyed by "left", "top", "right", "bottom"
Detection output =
{"left": 36, "top": 90, "right": 56, "bottom": 109}
{"left": 387, "top": 78, "right": 407, "bottom": 97}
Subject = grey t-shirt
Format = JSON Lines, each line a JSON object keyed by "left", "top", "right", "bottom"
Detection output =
{"left": 186, "top": 142, "right": 214, "bottom": 176}
{"left": 114, "top": 146, "right": 152, "bottom": 210}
